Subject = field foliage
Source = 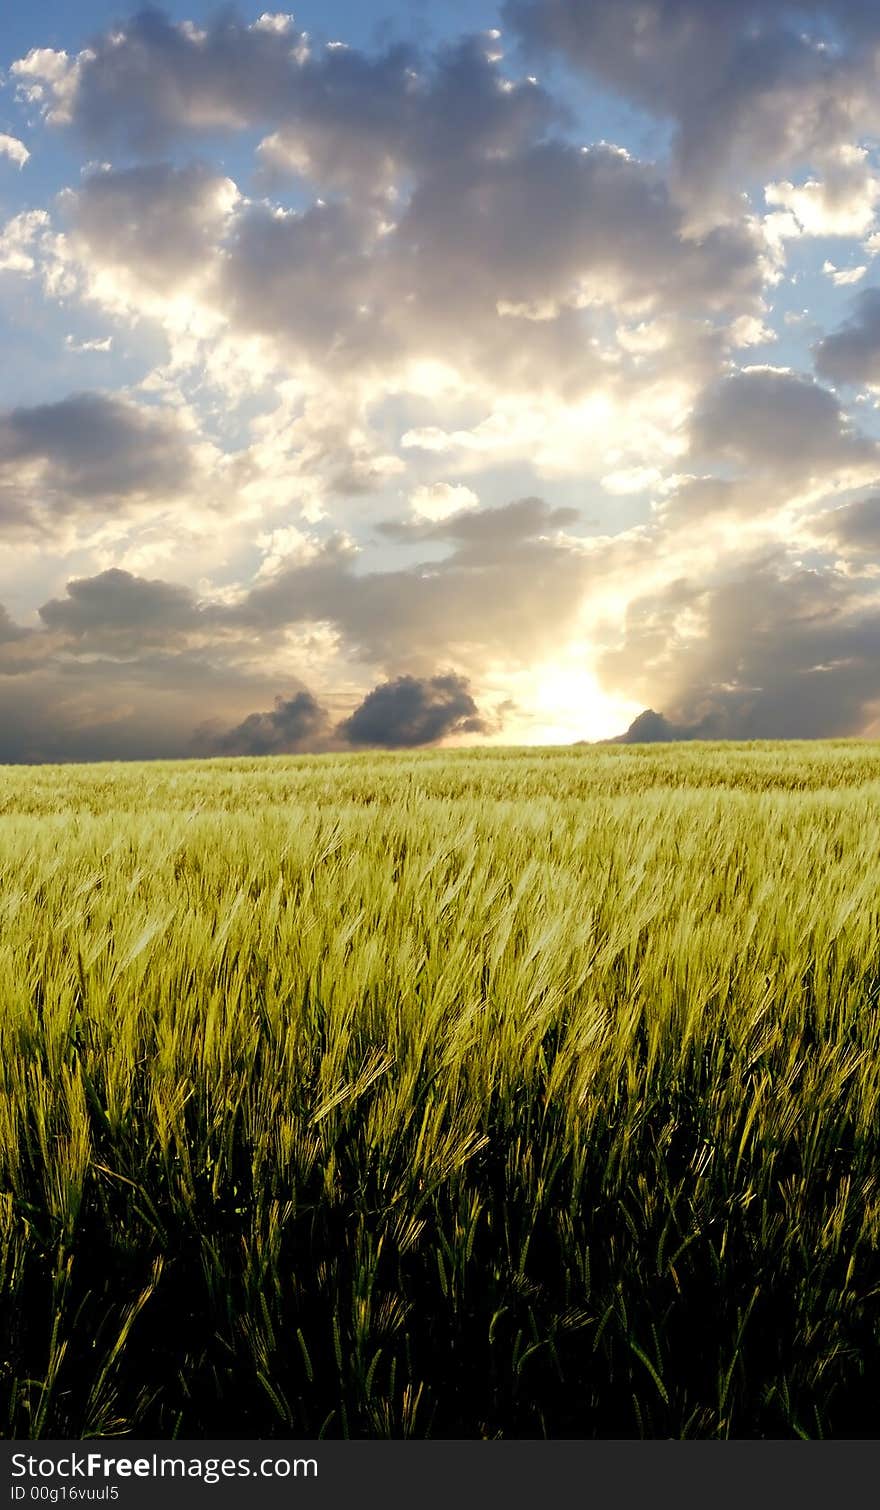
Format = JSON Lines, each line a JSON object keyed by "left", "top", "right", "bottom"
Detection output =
{"left": 2, "top": 743, "right": 880, "bottom": 1438}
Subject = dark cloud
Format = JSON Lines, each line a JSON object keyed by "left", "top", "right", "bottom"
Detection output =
{"left": 195, "top": 690, "right": 333, "bottom": 756}
{"left": 29, "top": 8, "right": 323, "bottom": 154}
{"left": 0, "top": 635, "right": 336, "bottom": 764}
{"left": 688, "top": 366, "right": 878, "bottom": 480}
{"left": 814, "top": 288, "right": 880, "bottom": 388}
{"left": 12, "top": 501, "right": 593, "bottom": 679}
{"left": 503, "top": 0, "right": 880, "bottom": 190}
{"left": 0, "top": 394, "right": 190, "bottom": 494}
{"left": 238, "top": 499, "right": 594, "bottom": 668}
{"left": 0, "top": 393, "right": 203, "bottom": 537}
{"left": 0, "top": 605, "right": 27, "bottom": 644}
{"left": 17, "top": 14, "right": 559, "bottom": 188}
{"left": 0, "top": 662, "right": 254, "bottom": 764}
{"left": 256, "top": 34, "right": 564, "bottom": 194}
{"left": 808, "top": 494, "right": 880, "bottom": 556}
{"left": 390, "top": 139, "right": 765, "bottom": 323}
{"left": 339, "top": 672, "right": 488, "bottom": 746}
{"left": 38, "top": 568, "right": 200, "bottom": 649}
{"left": 218, "top": 195, "right": 387, "bottom": 367}
{"left": 607, "top": 707, "right": 722, "bottom": 742}
{"left": 600, "top": 552, "right": 880, "bottom": 739}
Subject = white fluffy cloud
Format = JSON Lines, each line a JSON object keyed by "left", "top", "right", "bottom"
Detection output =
{"left": 0, "top": 133, "right": 30, "bottom": 168}
{"left": 823, "top": 261, "right": 867, "bottom": 286}
{"left": 765, "top": 146, "right": 880, "bottom": 239}
{"left": 409, "top": 483, "right": 479, "bottom": 522}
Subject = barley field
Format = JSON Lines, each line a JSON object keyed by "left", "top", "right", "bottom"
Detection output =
{"left": 1, "top": 743, "right": 880, "bottom": 1439}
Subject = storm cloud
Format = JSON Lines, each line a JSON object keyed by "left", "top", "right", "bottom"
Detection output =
{"left": 339, "top": 673, "right": 489, "bottom": 747}
{"left": 197, "top": 690, "right": 334, "bottom": 756}
{"left": 608, "top": 708, "right": 720, "bottom": 743}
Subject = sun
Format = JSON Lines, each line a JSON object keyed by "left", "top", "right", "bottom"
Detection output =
{"left": 529, "top": 663, "right": 642, "bottom": 744}
{"left": 486, "top": 656, "right": 643, "bottom": 746}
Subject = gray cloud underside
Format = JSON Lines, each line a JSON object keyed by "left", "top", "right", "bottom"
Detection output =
{"left": 0, "top": 666, "right": 490, "bottom": 763}
{"left": 7, "top": 454, "right": 880, "bottom": 755}
{"left": 58, "top": 147, "right": 765, "bottom": 407}
{"left": 809, "top": 494, "right": 880, "bottom": 555}
{"left": 194, "top": 673, "right": 492, "bottom": 758}
{"left": 688, "top": 365, "right": 879, "bottom": 477}
{"left": 504, "top": 0, "right": 880, "bottom": 190}
{"left": 0, "top": 499, "right": 587, "bottom": 759}
{"left": 338, "top": 673, "right": 489, "bottom": 747}
{"left": 0, "top": 392, "right": 205, "bottom": 537}
{"left": 193, "top": 690, "right": 334, "bottom": 756}
{"left": 30, "top": 499, "right": 593, "bottom": 668}
{"left": 234, "top": 500, "right": 595, "bottom": 666}
{"left": 602, "top": 551, "right": 880, "bottom": 740}
{"left": 814, "top": 288, "right": 880, "bottom": 387}
{"left": 37, "top": 16, "right": 559, "bottom": 167}
{"left": 36, "top": 2, "right": 880, "bottom": 194}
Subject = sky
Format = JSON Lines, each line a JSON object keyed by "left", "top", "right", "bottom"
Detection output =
{"left": 3, "top": 3, "right": 880, "bottom": 760}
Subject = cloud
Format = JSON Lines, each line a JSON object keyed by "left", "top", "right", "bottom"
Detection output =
{"left": 807, "top": 495, "right": 880, "bottom": 558}
{"left": 65, "top": 334, "right": 114, "bottom": 353}
{"left": 33, "top": 139, "right": 763, "bottom": 522}
{"left": 0, "top": 495, "right": 589, "bottom": 751}
{"left": 0, "top": 209, "right": 50, "bottom": 273}
{"left": 38, "top": 567, "right": 200, "bottom": 649}
{"left": 814, "top": 287, "right": 880, "bottom": 387}
{"left": 48, "top": 0, "right": 880, "bottom": 206}
{"left": 5, "top": 498, "right": 593, "bottom": 735}
{"left": 0, "top": 392, "right": 208, "bottom": 540}
{"left": 9, "top": 6, "right": 880, "bottom": 758}
{"left": 688, "top": 366, "right": 879, "bottom": 485}
{"left": 14, "top": 16, "right": 560, "bottom": 185}
{"left": 2, "top": 12, "right": 778, "bottom": 543}
{"left": 232, "top": 498, "right": 593, "bottom": 673}
{"left": 607, "top": 707, "right": 718, "bottom": 742}
{"left": 338, "top": 672, "right": 489, "bottom": 746}
{"left": 195, "top": 690, "right": 333, "bottom": 755}
{"left": 22, "top": 22, "right": 768, "bottom": 394}
{"left": 765, "top": 146, "right": 880, "bottom": 239}
{"left": 600, "top": 551, "right": 880, "bottom": 740}
{"left": 202, "top": 140, "right": 764, "bottom": 398}
{"left": 0, "top": 677, "right": 197, "bottom": 764}
{"left": 504, "top": 0, "right": 880, "bottom": 192}
{"left": 0, "top": 133, "right": 30, "bottom": 168}
{"left": 380, "top": 494, "right": 579, "bottom": 547}
{"left": 823, "top": 260, "right": 867, "bottom": 287}
{"left": 0, "top": 605, "right": 27, "bottom": 644}
{"left": 61, "top": 162, "right": 239, "bottom": 301}
{"left": 408, "top": 482, "right": 479, "bottom": 522}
